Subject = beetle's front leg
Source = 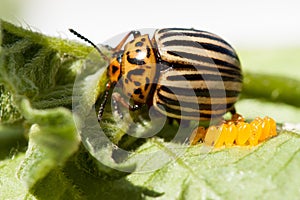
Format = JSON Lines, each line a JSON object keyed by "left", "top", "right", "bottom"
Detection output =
{"left": 111, "top": 92, "right": 142, "bottom": 119}
{"left": 111, "top": 93, "right": 124, "bottom": 119}
{"left": 113, "top": 30, "right": 141, "bottom": 52}
{"left": 227, "top": 107, "right": 244, "bottom": 124}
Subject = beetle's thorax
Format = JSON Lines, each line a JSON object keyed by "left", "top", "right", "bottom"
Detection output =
{"left": 120, "top": 34, "right": 157, "bottom": 104}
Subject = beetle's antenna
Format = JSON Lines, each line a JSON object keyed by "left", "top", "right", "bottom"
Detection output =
{"left": 69, "top": 28, "right": 109, "bottom": 61}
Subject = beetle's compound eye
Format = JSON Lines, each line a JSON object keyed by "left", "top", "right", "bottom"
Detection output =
{"left": 108, "top": 57, "right": 122, "bottom": 83}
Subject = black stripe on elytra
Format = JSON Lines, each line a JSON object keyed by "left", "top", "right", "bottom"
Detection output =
{"left": 158, "top": 28, "right": 209, "bottom": 34}
{"left": 157, "top": 92, "right": 232, "bottom": 111}
{"left": 162, "top": 39, "right": 236, "bottom": 59}
{"left": 159, "top": 61, "right": 242, "bottom": 77}
{"left": 126, "top": 68, "right": 145, "bottom": 81}
{"left": 127, "top": 55, "right": 146, "bottom": 65}
{"left": 160, "top": 85, "right": 240, "bottom": 98}
{"left": 166, "top": 73, "right": 242, "bottom": 82}
{"left": 156, "top": 102, "right": 224, "bottom": 119}
{"left": 167, "top": 51, "right": 239, "bottom": 71}
{"left": 158, "top": 31, "right": 232, "bottom": 48}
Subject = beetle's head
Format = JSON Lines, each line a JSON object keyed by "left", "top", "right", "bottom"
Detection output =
{"left": 108, "top": 53, "right": 122, "bottom": 84}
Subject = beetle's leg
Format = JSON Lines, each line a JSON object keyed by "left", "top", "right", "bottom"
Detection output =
{"left": 189, "top": 126, "right": 207, "bottom": 145}
{"left": 112, "top": 92, "right": 142, "bottom": 112}
{"left": 229, "top": 106, "right": 237, "bottom": 115}
{"left": 111, "top": 93, "right": 123, "bottom": 119}
{"left": 99, "top": 89, "right": 141, "bottom": 121}
{"left": 113, "top": 30, "right": 141, "bottom": 51}
{"left": 227, "top": 107, "right": 244, "bottom": 124}
{"left": 98, "top": 82, "right": 112, "bottom": 122}
{"left": 231, "top": 113, "right": 244, "bottom": 124}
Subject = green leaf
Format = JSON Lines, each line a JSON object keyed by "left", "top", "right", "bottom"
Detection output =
{"left": 0, "top": 19, "right": 100, "bottom": 111}
{"left": 0, "top": 154, "right": 35, "bottom": 200}
{"left": 0, "top": 20, "right": 82, "bottom": 193}
{"left": 0, "top": 149, "right": 162, "bottom": 200}
{"left": 127, "top": 131, "right": 300, "bottom": 199}
{"left": 16, "top": 99, "right": 79, "bottom": 189}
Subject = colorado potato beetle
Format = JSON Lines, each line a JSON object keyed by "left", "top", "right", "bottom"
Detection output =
{"left": 70, "top": 28, "right": 244, "bottom": 142}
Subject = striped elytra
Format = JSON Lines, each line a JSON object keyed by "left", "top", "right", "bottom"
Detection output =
{"left": 152, "top": 28, "right": 242, "bottom": 120}
{"left": 69, "top": 28, "right": 242, "bottom": 123}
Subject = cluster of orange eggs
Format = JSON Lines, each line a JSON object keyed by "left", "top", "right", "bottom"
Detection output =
{"left": 190, "top": 116, "right": 277, "bottom": 147}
